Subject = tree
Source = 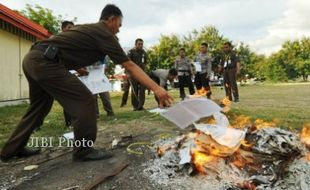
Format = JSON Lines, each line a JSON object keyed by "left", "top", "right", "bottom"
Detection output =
{"left": 262, "top": 54, "right": 288, "bottom": 82}
{"left": 147, "top": 34, "right": 182, "bottom": 71}
{"left": 19, "top": 4, "right": 66, "bottom": 34}
{"left": 147, "top": 26, "right": 227, "bottom": 72}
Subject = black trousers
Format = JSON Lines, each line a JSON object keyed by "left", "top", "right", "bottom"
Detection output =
{"left": 223, "top": 68, "right": 239, "bottom": 101}
{"left": 120, "top": 79, "right": 130, "bottom": 106}
{"left": 178, "top": 75, "right": 195, "bottom": 99}
{"left": 0, "top": 50, "right": 97, "bottom": 158}
{"left": 94, "top": 92, "right": 114, "bottom": 115}
{"left": 194, "top": 72, "right": 211, "bottom": 95}
{"left": 130, "top": 79, "right": 145, "bottom": 110}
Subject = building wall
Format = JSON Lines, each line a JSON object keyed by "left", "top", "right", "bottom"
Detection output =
{"left": 0, "top": 29, "right": 32, "bottom": 101}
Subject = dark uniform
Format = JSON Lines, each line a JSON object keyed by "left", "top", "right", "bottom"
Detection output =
{"left": 174, "top": 56, "right": 195, "bottom": 99}
{"left": 128, "top": 48, "right": 147, "bottom": 110}
{"left": 220, "top": 51, "right": 239, "bottom": 101}
{"left": 0, "top": 21, "right": 129, "bottom": 159}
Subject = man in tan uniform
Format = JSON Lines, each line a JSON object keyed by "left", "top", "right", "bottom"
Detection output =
{"left": 0, "top": 4, "right": 172, "bottom": 162}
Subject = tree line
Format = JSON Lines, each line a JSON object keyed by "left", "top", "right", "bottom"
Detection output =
{"left": 147, "top": 27, "right": 310, "bottom": 82}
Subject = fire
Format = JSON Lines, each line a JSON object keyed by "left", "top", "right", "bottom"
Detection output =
{"left": 193, "top": 87, "right": 209, "bottom": 96}
{"left": 300, "top": 123, "right": 310, "bottom": 147}
{"left": 254, "top": 119, "right": 277, "bottom": 130}
{"left": 230, "top": 150, "right": 254, "bottom": 169}
{"left": 191, "top": 150, "right": 215, "bottom": 174}
{"left": 232, "top": 115, "right": 252, "bottom": 129}
{"left": 221, "top": 96, "right": 231, "bottom": 106}
{"left": 241, "top": 140, "right": 253, "bottom": 149}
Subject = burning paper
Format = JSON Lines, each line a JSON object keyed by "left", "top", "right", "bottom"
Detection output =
{"left": 194, "top": 123, "right": 246, "bottom": 149}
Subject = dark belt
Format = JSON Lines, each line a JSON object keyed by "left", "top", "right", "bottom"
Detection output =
{"left": 31, "top": 44, "right": 49, "bottom": 51}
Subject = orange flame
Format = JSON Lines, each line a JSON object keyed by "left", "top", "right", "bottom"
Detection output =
{"left": 231, "top": 150, "right": 254, "bottom": 169}
{"left": 254, "top": 119, "right": 277, "bottom": 130}
{"left": 221, "top": 97, "right": 231, "bottom": 106}
{"left": 232, "top": 115, "right": 252, "bottom": 129}
{"left": 241, "top": 140, "right": 253, "bottom": 148}
{"left": 300, "top": 123, "right": 310, "bottom": 147}
{"left": 191, "top": 150, "right": 215, "bottom": 174}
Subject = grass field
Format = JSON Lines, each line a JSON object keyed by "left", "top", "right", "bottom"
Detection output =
{"left": 0, "top": 82, "right": 309, "bottom": 149}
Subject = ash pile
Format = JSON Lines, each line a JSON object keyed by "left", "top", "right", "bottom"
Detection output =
{"left": 143, "top": 98, "right": 310, "bottom": 190}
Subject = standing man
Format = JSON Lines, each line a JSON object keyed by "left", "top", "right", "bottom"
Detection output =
{"left": 0, "top": 4, "right": 172, "bottom": 162}
{"left": 219, "top": 42, "right": 240, "bottom": 102}
{"left": 194, "top": 42, "right": 212, "bottom": 98}
{"left": 128, "top": 38, "right": 147, "bottom": 111}
{"left": 174, "top": 48, "right": 195, "bottom": 100}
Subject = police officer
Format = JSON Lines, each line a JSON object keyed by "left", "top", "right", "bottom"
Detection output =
{"left": 0, "top": 4, "right": 172, "bottom": 162}
{"left": 174, "top": 48, "right": 195, "bottom": 100}
{"left": 194, "top": 42, "right": 212, "bottom": 98}
{"left": 128, "top": 38, "right": 147, "bottom": 111}
{"left": 219, "top": 42, "right": 240, "bottom": 102}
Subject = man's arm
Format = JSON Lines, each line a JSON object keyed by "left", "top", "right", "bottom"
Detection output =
{"left": 122, "top": 60, "right": 173, "bottom": 107}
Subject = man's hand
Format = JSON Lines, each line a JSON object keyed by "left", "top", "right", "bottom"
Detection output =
{"left": 76, "top": 68, "right": 89, "bottom": 76}
{"left": 154, "top": 86, "right": 173, "bottom": 108}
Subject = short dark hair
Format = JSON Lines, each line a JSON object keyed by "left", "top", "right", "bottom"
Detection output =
{"left": 224, "top": 41, "right": 232, "bottom": 47}
{"left": 135, "top": 38, "right": 143, "bottom": 44}
{"left": 61, "top": 21, "right": 74, "bottom": 30}
{"left": 168, "top": 68, "right": 178, "bottom": 76}
{"left": 179, "top": 48, "right": 185, "bottom": 51}
{"left": 100, "top": 4, "right": 123, "bottom": 21}
{"left": 201, "top": 42, "right": 208, "bottom": 47}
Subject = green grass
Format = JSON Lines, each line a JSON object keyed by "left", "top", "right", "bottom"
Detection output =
{"left": 0, "top": 83, "right": 309, "bottom": 149}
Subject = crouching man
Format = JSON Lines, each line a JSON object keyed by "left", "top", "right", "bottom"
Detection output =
{"left": 149, "top": 68, "right": 178, "bottom": 107}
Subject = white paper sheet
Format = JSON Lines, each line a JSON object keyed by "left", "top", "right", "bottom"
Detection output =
{"left": 148, "top": 108, "right": 168, "bottom": 113}
{"left": 78, "top": 64, "right": 111, "bottom": 94}
{"left": 194, "top": 123, "right": 245, "bottom": 148}
{"left": 63, "top": 132, "right": 74, "bottom": 140}
{"left": 193, "top": 62, "right": 202, "bottom": 72}
{"left": 179, "top": 139, "right": 195, "bottom": 165}
{"left": 160, "top": 98, "right": 222, "bottom": 129}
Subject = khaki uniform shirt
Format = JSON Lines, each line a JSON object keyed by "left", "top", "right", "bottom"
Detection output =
{"left": 42, "top": 21, "right": 129, "bottom": 70}
{"left": 174, "top": 56, "right": 192, "bottom": 76}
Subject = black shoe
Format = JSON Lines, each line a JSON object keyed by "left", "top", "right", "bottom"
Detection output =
{"left": 137, "top": 107, "right": 145, "bottom": 111}
{"left": 73, "top": 148, "right": 113, "bottom": 162}
{"left": 234, "top": 98, "right": 239, "bottom": 102}
{"left": 1, "top": 147, "right": 41, "bottom": 162}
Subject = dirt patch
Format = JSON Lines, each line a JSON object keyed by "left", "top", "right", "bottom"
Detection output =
{"left": 0, "top": 120, "right": 180, "bottom": 190}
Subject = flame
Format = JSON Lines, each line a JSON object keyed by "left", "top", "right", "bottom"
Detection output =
{"left": 254, "top": 119, "right": 277, "bottom": 130}
{"left": 191, "top": 150, "right": 215, "bottom": 174}
{"left": 231, "top": 150, "right": 254, "bottom": 169}
{"left": 221, "top": 97, "right": 231, "bottom": 106}
{"left": 193, "top": 88, "right": 209, "bottom": 96}
{"left": 241, "top": 140, "right": 253, "bottom": 148}
{"left": 300, "top": 123, "right": 310, "bottom": 147}
{"left": 232, "top": 115, "right": 252, "bottom": 129}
